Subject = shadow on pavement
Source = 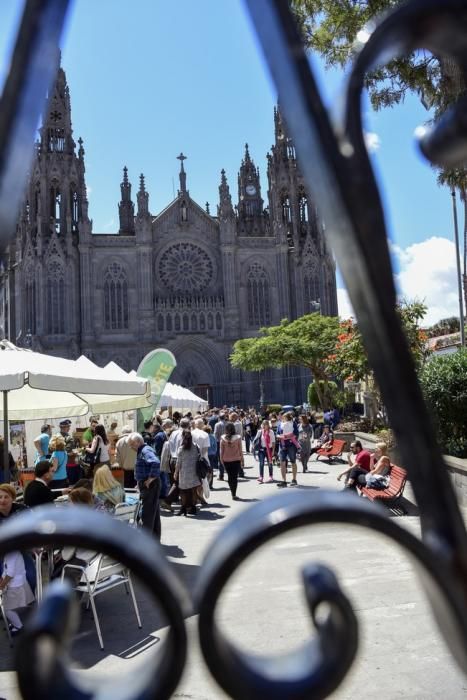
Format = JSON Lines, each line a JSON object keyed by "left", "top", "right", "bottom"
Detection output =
{"left": 160, "top": 543, "right": 186, "bottom": 558}
{"left": 194, "top": 511, "right": 225, "bottom": 521}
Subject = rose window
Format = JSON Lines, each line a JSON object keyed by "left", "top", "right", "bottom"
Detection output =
{"left": 159, "top": 243, "right": 213, "bottom": 293}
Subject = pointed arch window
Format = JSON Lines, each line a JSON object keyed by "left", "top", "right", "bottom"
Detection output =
{"left": 70, "top": 186, "right": 79, "bottom": 233}
{"left": 247, "top": 263, "right": 270, "bottom": 328}
{"left": 200, "top": 313, "right": 206, "bottom": 331}
{"left": 298, "top": 192, "right": 309, "bottom": 223}
{"left": 23, "top": 269, "right": 36, "bottom": 335}
{"left": 216, "top": 312, "right": 222, "bottom": 330}
{"left": 157, "top": 315, "right": 164, "bottom": 332}
{"left": 281, "top": 194, "right": 291, "bottom": 224}
{"left": 166, "top": 314, "right": 173, "bottom": 332}
{"left": 191, "top": 313, "right": 197, "bottom": 331}
{"left": 50, "top": 184, "right": 62, "bottom": 234}
{"left": 46, "top": 262, "right": 65, "bottom": 334}
{"left": 103, "top": 262, "right": 129, "bottom": 330}
{"left": 304, "top": 274, "right": 320, "bottom": 312}
{"left": 207, "top": 313, "right": 214, "bottom": 330}
{"left": 48, "top": 128, "right": 65, "bottom": 153}
{"left": 175, "top": 314, "right": 181, "bottom": 332}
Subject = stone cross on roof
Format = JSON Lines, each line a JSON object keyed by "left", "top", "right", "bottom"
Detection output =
{"left": 177, "top": 152, "right": 187, "bottom": 193}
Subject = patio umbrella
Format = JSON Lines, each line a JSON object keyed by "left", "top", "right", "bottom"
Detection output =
{"left": 0, "top": 341, "right": 151, "bottom": 478}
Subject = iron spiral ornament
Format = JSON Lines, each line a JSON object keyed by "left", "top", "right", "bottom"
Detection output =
{"left": 0, "top": 0, "right": 466, "bottom": 698}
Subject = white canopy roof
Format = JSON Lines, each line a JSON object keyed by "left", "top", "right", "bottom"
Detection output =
{"left": 158, "top": 381, "right": 208, "bottom": 411}
{"left": 0, "top": 341, "right": 152, "bottom": 420}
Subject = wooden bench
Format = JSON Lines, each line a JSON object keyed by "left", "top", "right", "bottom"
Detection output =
{"left": 316, "top": 439, "right": 346, "bottom": 463}
{"left": 357, "top": 465, "right": 408, "bottom": 508}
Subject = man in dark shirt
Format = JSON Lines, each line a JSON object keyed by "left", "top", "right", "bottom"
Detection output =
{"left": 129, "top": 433, "right": 161, "bottom": 540}
{"left": 141, "top": 421, "right": 156, "bottom": 449}
{"left": 24, "top": 460, "right": 70, "bottom": 507}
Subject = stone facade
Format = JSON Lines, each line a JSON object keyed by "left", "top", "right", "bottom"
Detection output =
{"left": 0, "top": 67, "right": 338, "bottom": 408}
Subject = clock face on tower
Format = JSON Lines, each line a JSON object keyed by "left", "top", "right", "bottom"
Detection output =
{"left": 245, "top": 184, "right": 256, "bottom": 196}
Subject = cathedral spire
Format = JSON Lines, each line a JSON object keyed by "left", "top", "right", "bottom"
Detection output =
{"left": 40, "top": 65, "right": 75, "bottom": 155}
{"left": 118, "top": 166, "right": 135, "bottom": 234}
{"left": 218, "top": 169, "right": 234, "bottom": 219}
{"left": 137, "top": 173, "right": 149, "bottom": 218}
{"left": 177, "top": 152, "right": 188, "bottom": 194}
{"left": 236, "top": 146, "right": 268, "bottom": 235}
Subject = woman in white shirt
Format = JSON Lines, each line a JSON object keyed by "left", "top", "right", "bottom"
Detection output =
{"left": 253, "top": 420, "right": 276, "bottom": 483}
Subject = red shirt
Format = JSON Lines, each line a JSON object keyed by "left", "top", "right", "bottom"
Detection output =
{"left": 355, "top": 449, "right": 371, "bottom": 472}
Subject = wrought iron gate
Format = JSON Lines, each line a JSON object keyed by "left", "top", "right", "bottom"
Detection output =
{"left": 0, "top": 1, "right": 466, "bottom": 698}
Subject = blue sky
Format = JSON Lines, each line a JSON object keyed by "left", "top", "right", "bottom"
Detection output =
{"left": 0, "top": 0, "right": 460, "bottom": 324}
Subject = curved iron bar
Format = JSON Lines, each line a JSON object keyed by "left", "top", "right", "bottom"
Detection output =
{"left": 0, "top": 0, "right": 71, "bottom": 251}
{"left": 197, "top": 490, "right": 467, "bottom": 699}
{"left": 244, "top": 0, "right": 467, "bottom": 677}
{"left": 0, "top": 506, "right": 189, "bottom": 700}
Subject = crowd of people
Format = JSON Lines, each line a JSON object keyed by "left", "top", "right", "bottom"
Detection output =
{"left": 0, "top": 403, "right": 392, "bottom": 641}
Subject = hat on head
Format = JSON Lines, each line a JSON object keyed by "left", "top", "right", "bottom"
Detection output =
{"left": 59, "top": 419, "right": 72, "bottom": 427}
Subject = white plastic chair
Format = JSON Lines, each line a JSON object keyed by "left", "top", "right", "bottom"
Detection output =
{"left": 114, "top": 499, "right": 141, "bottom": 527}
{"left": 61, "top": 554, "right": 141, "bottom": 649}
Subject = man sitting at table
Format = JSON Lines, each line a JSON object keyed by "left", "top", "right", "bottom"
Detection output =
{"left": 24, "top": 460, "right": 70, "bottom": 507}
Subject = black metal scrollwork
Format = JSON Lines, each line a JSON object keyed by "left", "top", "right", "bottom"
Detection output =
{"left": 0, "top": 507, "right": 189, "bottom": 700}
{"left": 0, "top": 1, "right": 467, "bottom": 698}
{"left": 243, "top": 0, "right": 467, "bottom": 685}
{"left": 196, "top": 490, "right": 467, "bottom": 699}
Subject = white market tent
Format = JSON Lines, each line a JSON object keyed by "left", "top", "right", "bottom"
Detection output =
{"left": 0, "top": 341, "right": 151, "bottom": 475}
{"left": 158, "top": 381, "right": 208, "bottom": 411}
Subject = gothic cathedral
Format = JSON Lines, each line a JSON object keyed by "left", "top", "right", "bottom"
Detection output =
{"left": 0, "top": 66, "right": 337, "bottom": 407}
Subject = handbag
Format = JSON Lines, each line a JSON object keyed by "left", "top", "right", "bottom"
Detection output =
{"left": 81, "top": 446, "right": 101, "bottom": 468}
{"left": 201, "top": 477, "right": 210, "bottom": 500}
{"left": 196, "top": 447, "right": 210, "bottom": 481}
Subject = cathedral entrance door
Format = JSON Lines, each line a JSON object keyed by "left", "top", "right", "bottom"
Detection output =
{"left": 194, "top": 384, "right": 211, "bottom": 405}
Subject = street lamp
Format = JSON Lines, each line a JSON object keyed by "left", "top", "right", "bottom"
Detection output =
{"left": 451, "top": 189, "right": 465, "bottom": 347}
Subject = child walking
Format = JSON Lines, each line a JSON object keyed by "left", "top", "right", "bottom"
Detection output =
{"left": 253, "top": 420, "right": 276, "bottom": 483}
{"left": 0, "top": 551, "right": 35, "bottom": 635}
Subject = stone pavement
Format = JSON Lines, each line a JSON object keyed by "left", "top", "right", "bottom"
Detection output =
{"left": 0, "top": 450, "right": 466, "bottom": 699}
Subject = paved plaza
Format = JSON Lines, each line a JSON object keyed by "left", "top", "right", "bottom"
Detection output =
{"left": 0, "top": 451, "right": 466, "bottom": 699}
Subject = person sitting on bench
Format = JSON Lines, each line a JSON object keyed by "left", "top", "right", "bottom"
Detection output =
{"left": 337, "top": 440, "right": 371, "bottom": 488}
{"left": 310, "top": 425, "right": 334, "bottom": 456}
{"left": 364, "top": 442, "right": 391, "bottom": 489}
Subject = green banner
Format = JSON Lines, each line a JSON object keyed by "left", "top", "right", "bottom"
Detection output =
{"left": 136, "top": 348, "right": 177, "bottom": 430}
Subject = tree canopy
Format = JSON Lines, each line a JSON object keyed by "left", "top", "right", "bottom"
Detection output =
{"left": 326, "top": 300, "right": 429, "bottom": 383}
{"left": 420, "top": 348, "right": 467, "bottom": 457}
{"left": 291, "top": 1, "right": 466, "bottom": 188}
{"left": 230, "top": 313, "right": 341, "bottom": 407}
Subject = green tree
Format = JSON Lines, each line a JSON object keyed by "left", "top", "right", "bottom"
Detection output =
{"left": 307, "top": 380, "right": 342, "bottom": 410}
{"left": 326, "top": 301, "right": 429, "bottom": 412}
{"left": 291, "top": 0, "right": 467, "bottom": 312}
{"left": 230, "top": 313, "right": 340, "bottom": 408}
{"left": 420, "top": 348, "right": 467, "bottom": 457}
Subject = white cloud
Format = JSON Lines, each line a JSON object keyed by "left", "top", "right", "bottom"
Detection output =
{"left": 337, "top": 236, "right": 462, "bottom": 326}
{"left": 86, "top": 185, "right": 92, "bottom": 198}
{"left": 393, "top": 236, "right": 461, "bottom": 325}
{"left": 337, "top": 287, "right": 354, "bottom": 320}
{"left": 364, "top": 131, "right": 381, "bottom": 153}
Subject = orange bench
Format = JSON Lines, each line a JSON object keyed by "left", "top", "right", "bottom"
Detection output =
{"left": 357, "top": 465, "right": 408, "bottom": 507}
{"left": 316, "top": 439, "right": 346, "bottom": 463}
